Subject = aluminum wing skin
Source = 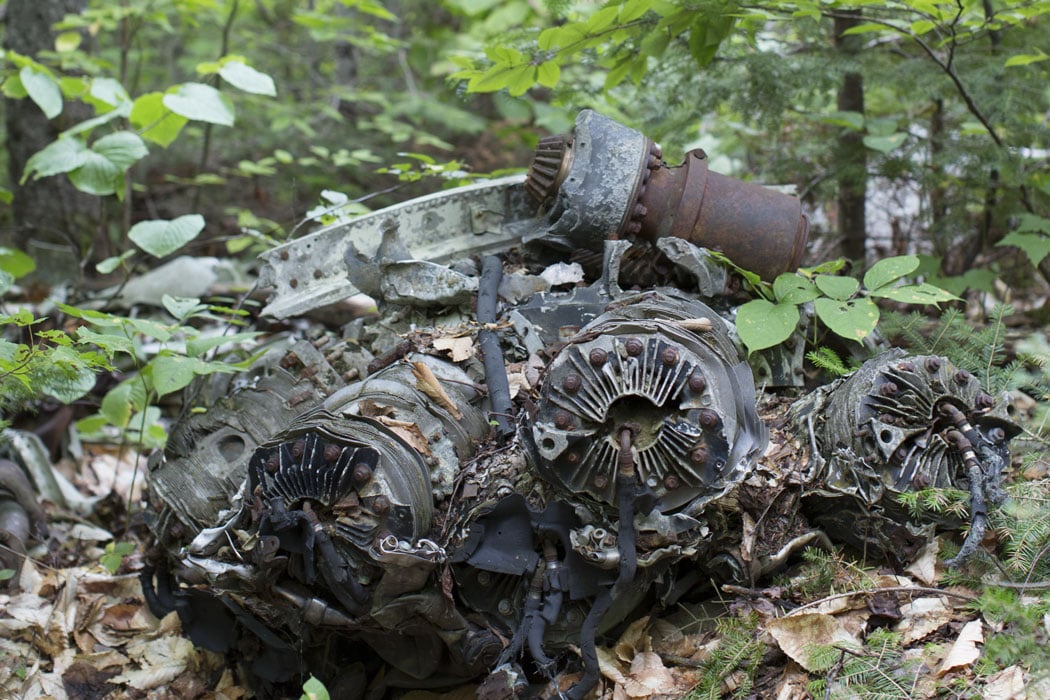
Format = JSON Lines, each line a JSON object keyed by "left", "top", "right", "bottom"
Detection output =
{"left": 258, "top": 174, "right": 536, "bottom": 319}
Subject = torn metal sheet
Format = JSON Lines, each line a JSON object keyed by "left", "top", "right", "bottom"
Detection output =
{"left": 258, "top": 175, "right": 535, "bottom": 318}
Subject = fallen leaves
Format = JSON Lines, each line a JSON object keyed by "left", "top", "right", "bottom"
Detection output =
{"left": 938, "top": 619, "right": 984, "bottom": 676}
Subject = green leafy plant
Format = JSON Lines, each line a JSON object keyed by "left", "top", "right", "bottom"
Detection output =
{"left": 734, "top": 255, "right": 957, "bottom": 355}
{"left": 805, "top": 628, "right": 916, "bottom": 699}
{"left": 300, "top": 675, "right": 330, "bottom": 700}
{"left": 99, "top": 541, "right": 135, "bottom": 574}
{"left": 684, "top": 612, "right": 765, "bottom": 699}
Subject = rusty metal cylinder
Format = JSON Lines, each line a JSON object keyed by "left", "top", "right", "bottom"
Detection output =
{"left": 637, "top": 151, "right": 808, "bottom": 280}
{"left": 527, "top": 110, "right": 809, "bottom": 281}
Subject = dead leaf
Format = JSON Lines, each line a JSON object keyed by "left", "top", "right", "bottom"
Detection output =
{"left": 376, "top": 416, "right": 434, "bottom": 458}
{"left": 623, "top": 651, "right": 675, "bottom": 698}
{"left": 412, "top": 361, "right": 462, "bottom": 419}
{"left": 982, "top": 665, "right": 1026, "bottom": 700}
{"left": 905, "top": 539, "right": 941, "bottom": 585}
{"left": 111, "top": 635, "right": 198, "bottom": 690}
{"left": 937, "top": 619, "right": 983, "bottom": 676}
{"left": 774, "top": 663, "right": 810, "bottom": 700}
{"left": 597, "top": 645, "right": 630, "bottom": 685}
{"left": 615, "top": 616, "right": 652, "bottom": 663}
{"left": 894, "top": 597, "right": 953, "bottom": 645}
{"left": 432, "top": 336, "right": 475, "bottom": 362}
{"left": 766, "top": 612, "right": 860, "bottom": 672}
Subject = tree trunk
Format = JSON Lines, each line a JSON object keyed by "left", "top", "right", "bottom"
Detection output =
{"left": 3, "top": 0, "right": 90, "bottom": 277}
{"left": 833, "top": 12, "right": 868, "bottom": 264}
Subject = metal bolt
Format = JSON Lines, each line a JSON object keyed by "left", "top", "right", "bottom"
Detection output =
{"left": 878, "top": 413, "right": 896, "bottom": 425}
{"left": 925, "top": 357, "right": 942, "bottom": 372}
{"left": 625, "top": 221, "right": 642, "bottom": 235}
{"left": 989, "top": 427, "right": 1006, "bottom": 442}
{"left": 323, "top": 444, "right": 342, "bottom": 462}
{"left": 661, "top": 347, "right": 679, "bottom": 365}
{"left": 565, "top": 451, "right": 580, "bottom": 464}
{"left": 698, "top": 409, "right": 719, "bottom": 429}
{"left": 593, "top": 474, "right": 608, "bottom": 489}
{"left": 291, "top": 440, "right": 306, "bottom": 458}
{"left": 650, "top": 143, "right": 663, "bottom": 159}
{"left": 624, "top": 338, "right": 644, "bottom": 356}
{"left": 372, "top": 496, "right": 391, "bottom": 515}
{"left": 554, "top": 411, "right": 574, "bottom": 429}
{"left": 688, "top": 372, "right": 707, "bottom": 392}
{"left": 663, "top": 474, "right": 680, "bottom": 490}
{"left": 633, "top": 203, "right": 648, "bottom": 218}
{"left": 689, "top": 446, "right": 709, "bottom": 464}
{"left": 975, "top": 393, "right": 995, "bottom": 410}
{"left": 352, "top": 463, "right": 373, "bottom": 485}
{"left": 878, "top": 382, "right": 899, "bottom": 397}
{"left": 563, "top": 373, "right": 582, "bottom": 392}
{"left": 954, "top": 370, "right": 971, "bottom": 385}
{"left": 265, "top": 454, "right": 280, "bottom": 474}
{"left": 497, "top": 599, "right": 513, "bottom": 616}
{"left": 477, "top": 571, "right": 492, "bottom": 586}
{"left": 589, "top": 348, "right": 608, "bottom": 367}
{"left": 897, "top": 361, "right": 916, "bottom": 373}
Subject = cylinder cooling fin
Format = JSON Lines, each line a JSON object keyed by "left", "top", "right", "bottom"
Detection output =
{"left": 530, "top": 292, "right": 768, "bottom": 512}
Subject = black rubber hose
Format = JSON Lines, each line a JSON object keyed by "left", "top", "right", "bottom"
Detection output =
{"left": 528, "top": 545, "right": 563, "bottom": 673}
{"left": 564, "top": 473, "right": 639, "bottom": 700}
{"left": 478, "top": 255, "right": 515, "bottom": 440}
{"left": 944, "top": 428, "right": 990, "bottom": 567}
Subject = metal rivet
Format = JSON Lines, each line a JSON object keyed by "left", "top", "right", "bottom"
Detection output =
{"left": 924, "top": 357, "right": 942, "bottom": 372}
{"left": 661, "top": 347, "right": 679, "bottom": 365}
{"left": 265, "top": 454, "right": 280, "bottom": 474}
{"left": 498, "top": 599, "right": 513, "bottom": 616}
{"left": 698, "top": 410, "right": 719, "bottom": 429}
{"left": 352, "top": 463, "right": 373, "bottom": 485}
{"left": 688, "top": 372, "right": 707, "bottom": 392}
{"left": 565, "top": 451, "right": 579, "bottom": 464}
{"left": 593, "top": 474, "right": 608, "bottom": 489}
{"left": 663, "top": 474, "right": 680, "bottom": 490}
{"left": 689, "top": 446, "right": 709, "bottom": 464}
{"left": 954, "top": 370, "right": 971, "bottom": 385}
{"left": 323, "top": 444, "right": 342, "bottom": 462}
{"left": 589, "top": 348, "right": 608, "bottom": 366}
{"left": 563, "top": 373, "right": 582, "bottom": 392}
{"left": 372, "top": 496, "right": 391, "bottom": 515}
{"left": 291, "top": 440, "right": 306, "bottom": 458}
{"left": 879, "top": 382, "right": 898, "bottom": 397}
{"left": 554, "top": 411, "right": 573, "bottom": 429}
{"left": 624, "top": 338, "right": 643, "bottom": 356}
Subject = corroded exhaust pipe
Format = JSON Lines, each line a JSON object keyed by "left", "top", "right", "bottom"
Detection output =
{"left": 526, "top": 110, "right": 808, "bottom": 281}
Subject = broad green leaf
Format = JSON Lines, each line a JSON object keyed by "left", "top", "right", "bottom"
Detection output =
{"left": 585, "top": 5, "right": 620, "bottom": 33}
{"left": 301, "top": 675, "right": 331, "bottom": 700}
{"left": 929, "top": 269, "right": 998, "bottom": 296}
{"left": 55, "top": 31, "right": 82, "bottom": 53}
{"left": 0, "top": 187, "right": 11, "bottom": 205}
{"left": 130, "top": 92, "right": 188, "bottom": 147}
{"left": 20, "top": 66, "right": 62, "bottom": 119}
{"left": 506, "top": 65, "right": 537, "bottom": 97}
{"left": 75, "top": 326, "right": 135, "bottom": 356}
{"left": 0, "top": 247, "right": 37, "bottom": 278}
{"left": 997, "top": 231, "right": 1050, "bottom": 266}
{"left": 147, "top": 353, "right": 239, "bottom": 398}
{"left": 537, "top": 61, "right": 561, "bottom": 88}
{"left": 802, "top": 259, "right": 847, "bottom": 276}
{"left": 736, "top": 299, "right": 800, "bottom": 354}
{"left": 162, "top": 294, "right": 207, "bottom": 321}
{"left": 1005, "top": 51, "right": 1048, "bottom": 67}
{"left": 219, "top": 61, "right": 277, "bottom": 96}
{"left": 909, "top": 19, "right": 936, "bottom": 35}
{"left": 93, "top": 131, "right": 149, "bottom": 169}
{"left": 841, "top": 21, "right": 893, "bottom": 36}
{"left": 186, "top": 331, "right": 261, "bottom": 357}
{"left": 69, "top": 151, "right": 124, "bottom": 196}
{"left": 86, "top": 77, "right": 131, "bottom": 112}
{"left": 22, "top": 137, "right": 88, "bottom": 182}
{"left": 163, "top": 83, "right": 235, "bottom": 126}
{"left": 61, "top": 103, "right": 131, "bottom": 138}
{"left": 128, "top": 214, "right": 206, "bottom": 257}
{"left": 96, "top": 250, "right": 135, "bottom": 274}
{"left": 863, "top": 255, "right": 919, "bottom": 290}
{"left": 870, "top": 283, "right": 958, "bottom": 305}
{"left": 101, "top": 379, "right": 148, "bottom": 427}
{"left": 773, "top": 274, "right": 820, "bottom": 304}
{"left": 1015, "top": 213, "right": 1050, "bottom": 233}
{"left": 863, "top": 132, "right": 907, "bottom": 153}
{"left": 814, "top": 297, "right": 880, "bottom": 343}
{"left": 620, "top": 0, "right": 652, "bottom": 22}
{"left": 821, "top": 110, "right": 865, "bottom": 131}
{"left": 37, "top": 360, "right": 98, "bottom": 403}
{"left": 814, "top": 275, "right": 860, "bottom": 301}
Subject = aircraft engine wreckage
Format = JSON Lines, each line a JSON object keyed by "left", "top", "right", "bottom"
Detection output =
{"left": 138, "top": 111, "right": 1021, "bottom": 698}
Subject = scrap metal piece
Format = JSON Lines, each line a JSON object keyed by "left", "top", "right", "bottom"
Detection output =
{"left": 790, "top": 351, "right": 1019, "bottom": 561}
{"left": 526, "top": 110, "right": 809, "bottom": 281}
{"left": 528, "top": 290, "right": 767, "bottom": 513}
{"left": 259, "top": 175, "right": 535, "bottom": 318}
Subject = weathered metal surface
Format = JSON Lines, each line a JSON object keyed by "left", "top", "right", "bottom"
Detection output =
{"left": 258, "top": 174, "right": 534, "bottom": 318}
{"left": 525, "top": 110, "right": 809, "bottom": 281}
{"left": 529, "top": 291, "right": 767, "bottom": 513}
